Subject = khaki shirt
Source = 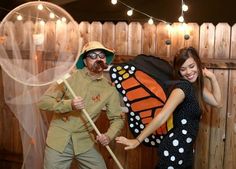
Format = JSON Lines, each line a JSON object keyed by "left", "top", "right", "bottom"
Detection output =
{"left": 38, "top": 68, "right": 124, "bottom": 155}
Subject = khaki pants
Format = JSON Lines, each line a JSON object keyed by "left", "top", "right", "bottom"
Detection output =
{"left": 44, "top": 139, "right": 107, "bottom": 169}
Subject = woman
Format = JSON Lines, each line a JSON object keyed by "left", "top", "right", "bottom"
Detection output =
{"left": 116, "top": 47, "right": 222, "bottom": 169}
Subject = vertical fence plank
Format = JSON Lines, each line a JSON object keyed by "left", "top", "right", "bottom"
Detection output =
{"left": 0, "top": 68, "right": 3, "bottom": 149}
{"left": 209, "top": 23, "right": 231, "bottom": 169}
{"left": 67, "top": 21, "right": 79, "bottom": 55}
{"left": 3, "top": 21, "right": 15, "bottom": 50}
{"left": 102, "top": 22, "right": 115, "bottom": 50}
{"left": 126, "top": 22, "right": 142, "bottom": 169}
{"left": 156, "top": 22, "right": 170, "bottom": 58}
{"left": 141, "top": 23, "right": 159, "bottom": 169}
{"left": 114, "top": 22, "right": 128, "bottom": 169}
{"left": 90, "top": 22, "right": 102, "bottom": 42}
{"left": 44, "top": 21, "right": 56, "bottom": 52}
{"left": 78, "top": 22, "right": 90, "bottom": 53}
{"left": 35, "top": 21, "right": 45, "bottom": 51}
{"left": 142, "top": 23, "right": 156, "bottom": 55}
{"left": 199, "top": 23, "right": 215, "bottom": 58}
{"left": 170, "top": 22, "right": 185, "bottom": 57}
{"left": 22, "top": 21, "right": 34, "bottom": 51}
{"left": 224, "top": 24, "right": 236, "bottom": 169}
{"left": 128, "top": 22, "right": 142, "bottom": 56}
{"left": 115, "top": 22, "right": 128, "bottom": 55}
{"left": 1, "top": 72, "right": 21, "bottom": 154}
{"left": 15, "top": 21, "right": 24, "bottom": 50}
{"left": 2, "top": 104, "right": 13, "bottom": 151}
{"left": 185, "top": 23, "right": 199, "bottom": 49}
{"left": 55, "top": 20, "right": 67, "bottom": 53}
{"left": 194, "top": 23, "right": 215, "bottom": 169}
{"left": 101, "top": 22, "right": 117, "bottom": 169}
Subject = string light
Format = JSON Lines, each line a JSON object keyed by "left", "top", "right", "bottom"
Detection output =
{"left": 61, "top": 17, "right": 67, "bottom": 22}
{"left": 127, "top": 9, "right": 133, "bottom": 16}
{"left": 49, "top": 12, "right": 55, "bottom": 19}
{"left": 1, "top": 1, "right": 189, "bottom": 24}
{"left": 0, "top": 3, "right": 68, "bottom": 23}
{"left": 182, "top": 4, "right": 188, "bottom": 12}
{"left": 111, "top": 0, "right": 118, "bottom": 5}
{"left": 16, "top": 14, "right": 23, "bottom": 21}
{"left": 37, "top": 4, "right": 43, "bottom": 10}
{"left": 178, "top": 16, "right": 184, "bottom": 23}
{"left": 0, "top": 0, "right": 191, "bottom": 45}
{"left": 111, "top": 0, "right": 189, "bottom": 24}
{"left": 110, "top": 0, "right": 190, "bottom": 42}
{"left": 37, "top": 3, "right": 69, "bottom": 23}
{"left": 179, "top": 0, "right": 188, "bottom": 23}
{"left": 112, "top": 0, "right": 169, "bottom": 24}
{"left": 148, "top": 18, "right": 154, "bottom": 25}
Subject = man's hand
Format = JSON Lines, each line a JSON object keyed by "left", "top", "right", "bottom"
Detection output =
{"left": 71, "top": 96, "right": 85, "bottom": 110}
{"left": 96, "top": 134, "right": 110, "bottom": 146}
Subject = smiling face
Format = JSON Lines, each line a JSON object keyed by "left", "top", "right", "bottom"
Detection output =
{"left": 179, "top": 57, "right": 199, "bottom": 83}
{"left": 173, "top": 47, "right": 205, "bottom": 110}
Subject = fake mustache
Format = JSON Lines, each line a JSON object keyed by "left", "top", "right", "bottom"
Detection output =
{"left": 91, "top": 60, "right": 108, "bottom": 73}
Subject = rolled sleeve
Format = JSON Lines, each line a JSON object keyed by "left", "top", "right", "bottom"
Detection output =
{"left": 38, "top": 83, "right": 73, "bottom": 113}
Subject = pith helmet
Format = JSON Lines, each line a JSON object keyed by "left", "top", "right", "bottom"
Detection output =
{"left": 76, "top": 41, "right": 115, "bottom": 69}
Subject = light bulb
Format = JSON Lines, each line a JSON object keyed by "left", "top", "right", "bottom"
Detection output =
{"left": 49, "top": 12, "right": 55, "bottom": 19}
{"left": 37, "top": 4, "right": 43, "bottom": 10}
{"left": 61, "top": 17, "right": 67, "bottom": 22}
{"left": 148, "top": 18, "right": 154, "bottom": 25}
{"left": 17, "top": 15, "right": 23, "bottom": 21}
{"left": 127, "top": 9, "right": 133, "bottom": 16}
{"left": 182, "top": 4, "right": 188, "bottom": 12}
{"left": 111, "top": 0, "right": 117, "bottom": 5}
{"left": 178, "top": 16, "right": 184, "bottom": 22}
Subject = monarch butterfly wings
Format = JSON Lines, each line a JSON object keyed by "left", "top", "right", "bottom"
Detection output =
{"left": 109, "top": 54, "right": 174, "bottom": 147}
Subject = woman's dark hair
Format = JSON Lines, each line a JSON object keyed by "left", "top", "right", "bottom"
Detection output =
{"left": 173, "top": 47, "right": 205, "bottom": 111}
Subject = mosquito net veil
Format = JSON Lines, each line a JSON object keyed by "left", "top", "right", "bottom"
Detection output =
{"left": 0, "top": 1, "right": 79, "bottom": 168}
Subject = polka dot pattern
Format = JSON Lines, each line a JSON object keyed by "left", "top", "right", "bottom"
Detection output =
{"left": 170, "top": 155, "right": 175, "bottom": 161}
{"left": 164, "top": 150, "right": 169, "bottom": 156}
{"left": 181, "top": 119, "right": 187, "bottom": 125}
{"left": 182, "top": 129, "right": 187, "bottom": 135}
{"left": 178, "top": 160, "right": 183, "bottom": 165}
{"left": 173, "top": 139, "right": 179, "bottom": 146}
{"left": 179, "top": 148, "right": 184, "bottom": 153}
{"left": 157, "top": 81, "right": 201, "bottom": 168}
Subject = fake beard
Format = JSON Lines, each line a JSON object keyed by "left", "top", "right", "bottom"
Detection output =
{"left": 90, "top": 60, "right": 108, "bottom": 74}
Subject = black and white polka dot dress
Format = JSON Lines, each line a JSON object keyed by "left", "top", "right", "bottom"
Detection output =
{"left": 157, "top": 80, "right": 201, "bottom": 169}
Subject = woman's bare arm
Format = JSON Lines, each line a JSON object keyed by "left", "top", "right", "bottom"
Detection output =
{"left": 116, "top": 88, "right": 185, "bottom": 150}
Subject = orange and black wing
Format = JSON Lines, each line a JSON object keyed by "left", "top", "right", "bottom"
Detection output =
{"left": 110, "top": 55, "right": 174, "bottom": 147}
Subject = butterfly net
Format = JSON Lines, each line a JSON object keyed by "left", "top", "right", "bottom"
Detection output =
{"left": 0, "top": 1, "right": 79, "bottom": 168}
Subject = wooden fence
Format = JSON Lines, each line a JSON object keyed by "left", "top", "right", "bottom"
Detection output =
{"left": 0, "top": 21, "right": 236, "bottom": 169}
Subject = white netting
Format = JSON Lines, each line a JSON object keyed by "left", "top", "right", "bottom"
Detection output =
{"left": 0, "top": 1, "right": 80, "bottom": 169}
{"left": 0, "top": 1, "right": 79, "bottom": 86}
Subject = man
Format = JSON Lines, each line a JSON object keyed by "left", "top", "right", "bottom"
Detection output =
{"left": 38, "top": 41, "right": 124, "bottom": 169}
